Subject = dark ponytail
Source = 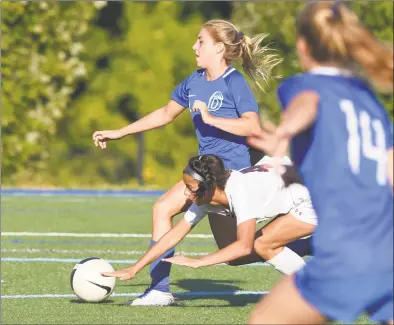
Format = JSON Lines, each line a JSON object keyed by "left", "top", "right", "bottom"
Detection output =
{"left": 186, "top": 154, "right": 230, "bottom": 195}
{"left": 281, "top": 165, "right": 304, "bottom": 187}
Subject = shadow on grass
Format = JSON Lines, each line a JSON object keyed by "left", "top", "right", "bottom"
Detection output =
{"left": 172, "top": 278, "right": 263, "bottom": 307}
{"left": 70, "top": 299, "right": 115, "bottom": 304}
{"left": 110, "top": 278, "right": 264, "bottom": 307}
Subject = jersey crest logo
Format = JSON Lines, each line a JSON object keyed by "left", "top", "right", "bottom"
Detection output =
{"left": 207, "top": 91, "right": 223, "bottom": 111}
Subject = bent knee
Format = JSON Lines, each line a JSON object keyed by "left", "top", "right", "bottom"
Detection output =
{"left": 152, "top": 199, "right": 174, "bottom": 222}
{"left": 254, "top": 237, "right": 281, "bottom": 251}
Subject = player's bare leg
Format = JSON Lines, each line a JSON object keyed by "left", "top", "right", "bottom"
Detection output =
{"left": 128, "top": 180, "right": 191, "bottom": 306}
{"left": 254, "top": 213, "right": 314, "bottom": 260}
{"left": 151, "top": 180, "right": 192, "bottom": 240}
{"left": 209, "top": 213, "right": 312, "bottom": 267}
{"left": 248, "top": 275, "right": 327, "bottom": 324}
{"left": 208, "top": 212, "right": 264, "bottom": 265}
{"left": 253, "top": 213, "right": 314, "bottom": 274}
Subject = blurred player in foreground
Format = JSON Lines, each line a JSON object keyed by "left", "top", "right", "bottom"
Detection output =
{"left": 247, "top": 2, "right": 393, "bottom": 324}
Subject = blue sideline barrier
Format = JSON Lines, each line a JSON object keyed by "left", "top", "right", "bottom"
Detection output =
{"left": 1, "top": 188, "right": 166, "bottom": 197}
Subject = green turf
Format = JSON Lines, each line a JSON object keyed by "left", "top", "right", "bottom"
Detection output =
{"left": 1, "top": 196, "right": 375, "bottom": 324}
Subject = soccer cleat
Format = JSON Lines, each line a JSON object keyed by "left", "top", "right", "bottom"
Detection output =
{"left": 125, "top": 289, "right": 176, "bottom": 306}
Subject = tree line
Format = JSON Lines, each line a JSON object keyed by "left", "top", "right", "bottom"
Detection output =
{"left": 2, "top": 1, "right": 392, "bottom": 188}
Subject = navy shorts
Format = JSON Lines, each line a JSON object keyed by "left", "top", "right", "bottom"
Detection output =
{"left": 294, "top": 267, "right": 393, "bottom": 323}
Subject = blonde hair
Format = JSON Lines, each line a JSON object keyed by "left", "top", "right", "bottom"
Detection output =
{"left": 203, "top": 19, "right": 282, "bottom": 90}
{"left": 296, "top": 1, "right": 393, "bottom": 93}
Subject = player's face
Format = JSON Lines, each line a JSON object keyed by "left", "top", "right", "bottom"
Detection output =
{"left": 183, "top": 173, "right": 213, "bottom": 206}
{"left": 192, "top": 28, "right": 219, "bottom": 68}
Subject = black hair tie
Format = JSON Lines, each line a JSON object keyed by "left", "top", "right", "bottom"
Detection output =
{"left": 237, "top": 31, "right": 244, "bottom": 42}
{"left": 331, "top": 1, "right": 342, "bottom": 21}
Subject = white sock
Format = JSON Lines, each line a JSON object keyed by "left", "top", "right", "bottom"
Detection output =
{"left": 266, "top": 247, "right": 306, "bottom": 275}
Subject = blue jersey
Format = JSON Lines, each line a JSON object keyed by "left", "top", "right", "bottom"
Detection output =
{"left": 278, "top": 67, "right": 393, "bottom": 279}
{"left": 171, "top": 67, "right": 258, "bottom": 170}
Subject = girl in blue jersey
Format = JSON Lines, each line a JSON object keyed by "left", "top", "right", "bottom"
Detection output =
{"left": 247, "top": 2, "right": 393, "bottom": 324}
{"left": 92, "top": 19, "right": 282, "bottom": 306}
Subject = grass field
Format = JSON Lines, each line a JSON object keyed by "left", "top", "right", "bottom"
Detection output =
{"left": 1, "top": 195, "right": 374, "bottom": 324}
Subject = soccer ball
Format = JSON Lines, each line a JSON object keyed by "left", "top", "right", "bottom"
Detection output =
{"left": 70, "top": 257, "right": 116, "bottom": 302}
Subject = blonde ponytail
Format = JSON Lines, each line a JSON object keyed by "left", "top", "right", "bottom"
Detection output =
{"left": 239, "top": 33, "right": 283, "bottom": 91}
{"left": 203, "top": 20, "right": 282, "bottom": 90}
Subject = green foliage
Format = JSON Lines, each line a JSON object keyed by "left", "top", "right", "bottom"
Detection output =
{"left": 232, "top": 1, "right": 393, "bottom": 121}
{"left": 232, "top": 2, "right": 302, "bottom": 123}
{"left": 48, "top": 2, "right": 204, "bottom": 187}
{"left": 1, "top": 1, "right": 99, "bottom": 183}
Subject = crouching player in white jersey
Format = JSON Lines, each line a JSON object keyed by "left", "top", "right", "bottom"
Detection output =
{"left": 102, "top": 154, "right": 317, "bottom": 301}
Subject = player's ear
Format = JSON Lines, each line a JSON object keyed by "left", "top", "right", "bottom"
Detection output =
{"left": 216, "top": 42, "right": 225, "bottom": 55}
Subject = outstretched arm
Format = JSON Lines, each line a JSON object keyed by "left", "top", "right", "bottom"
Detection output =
{"left": 93, "top": 100, "right": 185, "bottom": 148}
{"left": 102, "top": 218, "right": 193, "bottom": 280}
{"left": 163, "top": 219, "right": 256, "bottom": 268}
{"left": 118, "top": 100, "right": 185, "bottom": 137}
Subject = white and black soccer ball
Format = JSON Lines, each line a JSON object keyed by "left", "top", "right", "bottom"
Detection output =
{"left": 70, "top": 257, "right": 116, "bottom": 302}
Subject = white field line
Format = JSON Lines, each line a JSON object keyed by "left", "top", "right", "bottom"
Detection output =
{"left": 1, "top": 257, "right": 269, "bottom": 267}
{"left": 2, "top": 232, "right": 214, "bottom": 239}
{"left": 1, "top": 291, "right": 269, "bottom": 299}
{"left": 1, "top": 248, "right": 209, "bottom": 256}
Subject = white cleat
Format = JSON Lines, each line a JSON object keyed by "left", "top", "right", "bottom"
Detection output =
{"left": 125, "top": 289, "right": 176, "bottom": 306}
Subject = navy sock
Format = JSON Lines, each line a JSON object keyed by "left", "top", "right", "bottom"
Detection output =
{"left": 149, "top": 240, "right": 175, "bottom": 293}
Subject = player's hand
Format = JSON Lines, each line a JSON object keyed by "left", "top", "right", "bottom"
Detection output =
{"left": 192, "top": 100, "right": 213, "bottom": 124}
{"left": 162, "top": 255, "right": 203, "bottom": 269}
{"left": 92, "top": 130, "right": 123, "bottom": 149}
{"left": 101, "top": 268, "right": 136, "bottom": 281}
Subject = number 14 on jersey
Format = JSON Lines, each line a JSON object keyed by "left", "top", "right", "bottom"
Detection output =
{"left": 340, "top": 99, "right": 387, "bottom": 186}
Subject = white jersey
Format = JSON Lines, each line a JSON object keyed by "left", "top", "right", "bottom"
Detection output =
{"left": 184, "top": 156, "right": 317, "bottom": 226}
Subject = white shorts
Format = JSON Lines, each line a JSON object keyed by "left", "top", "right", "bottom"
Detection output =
{"left": 288, "top": 184, "right": 318, "bottom": 226}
